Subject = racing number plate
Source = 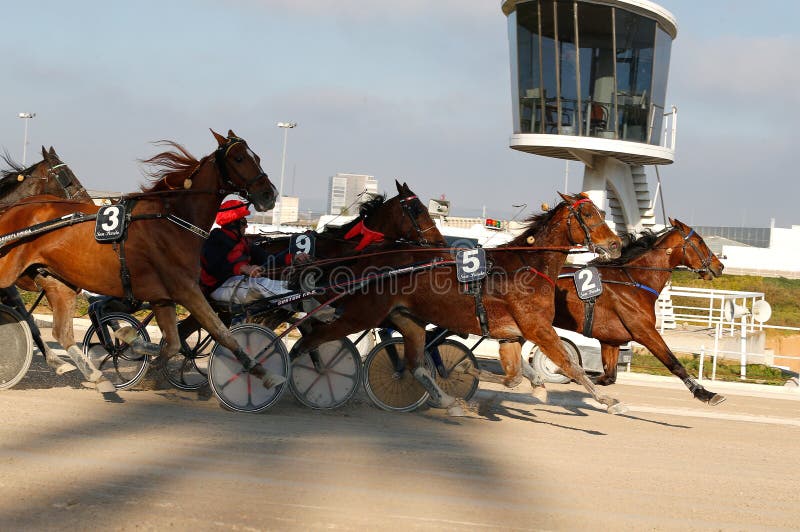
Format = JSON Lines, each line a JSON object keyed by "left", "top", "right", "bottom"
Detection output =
{"left": 574, "top": 266, "right": 603, "bottom": 300}
{"left": 94, "top": 204, "right": 126, "bottom": 242}
{"left": 456, "top": 248, "right": 487, "bottom": 282}
{"left": 289, "top": 232, "right": 315, "bottom": 257}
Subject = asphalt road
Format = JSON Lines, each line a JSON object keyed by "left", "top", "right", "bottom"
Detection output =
{"left": 2, "top": 343, "right": 799, "bottom": 531}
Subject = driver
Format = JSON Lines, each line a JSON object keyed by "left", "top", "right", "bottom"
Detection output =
{"left": 200, "top": 199, "right": 338, "bottom": 322}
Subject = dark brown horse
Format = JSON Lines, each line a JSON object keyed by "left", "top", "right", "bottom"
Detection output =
{"left": 0, "top": 147, "right": 93, "bottom": 376}
{"left": 472, "top": 218, "right": 726, "bottom": 406}
{"left": 0, "top": 130, "right": 279, "bottom": 392}
{"left": 292, "top": 192, "right": 623, "bottom": 415}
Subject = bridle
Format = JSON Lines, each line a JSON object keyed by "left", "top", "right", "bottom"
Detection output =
{"left": 673, "top": 225, "right": 716, "bottom": 275}
{"left": 565, "top": 198, "right": 605, "bottom": 250}
{"left": 46, "top": 162, "right": 82, "bottom": 199}
{"left": 398, "top": 194, "right": 439, "bottom": 246}
{"left": 214, "top": 136, "right": 270, "bottom": 199}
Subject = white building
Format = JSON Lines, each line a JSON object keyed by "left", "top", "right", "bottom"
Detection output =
{"left": 328, "top": 173, "right": 378, "bottom": 215}
{"left": 272, "top": 195, "right": 299, "bottom": 224}
{"left": 720, "top": 223, "right": 800, "bottom": 279}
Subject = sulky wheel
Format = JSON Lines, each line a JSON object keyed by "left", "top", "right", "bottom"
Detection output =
{"left": 426, "top": 339, "right": 480, "bottom": 406}
{"left": 0, "top": 304, "right": 33, "bottom": 390}
{"left": 362, "top": 338, "right": 433, "bottom": 412}
{"left": 162, "top": 318, "right": 212, "bottom": 391}
{"left": 208, "top": 324, "right": 290, "bottom": 413}
{"left": 288, "top": 338, "right": 361, "bottom": 410}
{"left": 525, "top": 339, "right": 578, "bottom": 384}
{"left": 82, "top": 312, "right": 150, "bottom": 390}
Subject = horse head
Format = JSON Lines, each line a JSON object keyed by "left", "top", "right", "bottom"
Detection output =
{"left": 211, "top": 129, "right": 277, "bottom": 212}
{"left": 669, "top": 218, "right": 724, "bottom": 279}
{"left": 555, "top": 191, "right": 621, "bottom": 259}
{"left": 0, "top": 147, "right": 89, "bottom": 207}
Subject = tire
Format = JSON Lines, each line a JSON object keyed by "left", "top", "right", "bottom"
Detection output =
{"left": 288, "top": 338, "right": 361, "bottom": 409}
{"left": 82, "top": 312, "right": 151, "bottom": 390}
{"left": 426, "top": 339, "right": 480, "bottom": 406}
{"left": 208, "top": 324, "right": 290, "bottom": 413}
{"left": 162, "top": 319, "right": 212, "bottom": 391}
{"left": 0, "top": 305, "right": 33, "bottom": 390}
{"left": 526, "top": 338, "right": 581, "bottom": 384}
{"left": 362, "top": 338, "right": 432, "bottom": 412}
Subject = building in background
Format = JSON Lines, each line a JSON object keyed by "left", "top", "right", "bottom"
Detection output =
{"left": 250, "top": 196, "right": 299, "bottom": 224}
{"left": 327, "top": 173, "right": 378, "bottom": 215}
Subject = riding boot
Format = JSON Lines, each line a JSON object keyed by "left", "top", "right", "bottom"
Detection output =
{"left": 113, "top": 326, "right": 161, "bottom": 358}
{"left": 300, "top": 298, "right": 340, "bottom": 323}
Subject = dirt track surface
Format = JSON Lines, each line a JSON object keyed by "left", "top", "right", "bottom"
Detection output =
{"left": 2, "top": 355, "right": 800, "bottom": 531}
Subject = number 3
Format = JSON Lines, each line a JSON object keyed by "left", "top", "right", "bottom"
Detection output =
{"left": 101, "top": 207, "right": 120, "bottom": 231}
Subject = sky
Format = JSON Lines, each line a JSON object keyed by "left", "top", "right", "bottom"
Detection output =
{"left": 1, "top": 0, "right": 797, "bottom": 227}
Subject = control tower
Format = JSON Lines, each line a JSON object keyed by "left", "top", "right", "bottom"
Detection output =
{"left": 501, "top": 0, "right": 677, "bottom": 231}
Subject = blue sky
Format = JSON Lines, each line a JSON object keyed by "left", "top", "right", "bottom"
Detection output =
{"left": 1, "top": 0, "right": 797, "bottom": 226}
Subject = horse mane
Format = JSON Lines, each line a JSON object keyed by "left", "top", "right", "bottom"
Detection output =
{"left": 503, "top": 200, "right": 565, "bottom": 247}
{"left": 322, "top": 193, "right": 387, "bottom": 236}
{"left": 0, "top": 154, "right": 33, "bottom": 197}
{"left": 590, "top": 228, "right": 668, "bottom": 265}
{"left": 139, "top": 141, "right": 201, "bottom": 193}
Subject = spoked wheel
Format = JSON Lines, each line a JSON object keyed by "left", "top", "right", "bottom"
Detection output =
{"left": 288, "top": 338, "right": 361, "bottom": 410}
{"left": 82, "top": 312, "right": 150, "bottom": 390}
{"left": 362, "top": 338, "right": 433, "bottom": 412}
{"left": 162, "top": 318, "right": 212, "bottom": 391}
{"left": 427, "top": 339, "right": 480, "bottom": 406}
{"left": 0, "top": 305, "right": 33, "bottom": 390}
{"left": 208, "top": 324, "right": 290, "bottom": 413}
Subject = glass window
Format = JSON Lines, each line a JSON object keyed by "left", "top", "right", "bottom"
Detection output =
{"left": 650, "top": 27, "right": 672, "bottom": 144}
{"left": 539, "top": 2, "right": 559, "bottom": 134}
{"left": 515, "top": 2, "right": 542, "bottom": 133}
{"left": 556, "top": 1, "right": 578, "bottom": 135}
{"left": 615, "top": 11, "right": 655, "bottom": 142}
{"left": 577, "top": 3, "right": 615, "bottom": 139}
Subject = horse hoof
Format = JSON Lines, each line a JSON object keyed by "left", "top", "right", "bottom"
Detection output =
{"left": 607, "top": 402, "right": 628, "bottom": 415}
{"left": 112, "top": 326, "right": 139, "bottom": 345}
{"left": 52, "top": 361, "right": 77, "bottom": 375}
{"left": 531, "top": 385, "right": 548, "bottom": 403}
{"left": 708, "top": 394, "right": 726, "bottom": 406}
{"left": 447, "top": 398, "right": 478, "bottom": 417}
{"left": 95, "top": 379, "right": 117, "bottom": 394}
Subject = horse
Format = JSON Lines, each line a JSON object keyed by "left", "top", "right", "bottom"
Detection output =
{"left": 0, "top": 130, "right": 279, "bottom": 394}
{"left": 244, "top": 180, "right": 446, "bottom": 330}
{"left": 470, "top": 219, "right": 726, "bottom": 405}
{"left": 291, "top": 192, "right": 624, "bottom": 416}
{"left": 0, "top": 147, "right": 94, "bottom": 376}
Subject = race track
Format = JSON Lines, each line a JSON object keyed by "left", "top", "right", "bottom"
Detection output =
{"left": 1, "top": 355, "right": 799, "bottom": 531}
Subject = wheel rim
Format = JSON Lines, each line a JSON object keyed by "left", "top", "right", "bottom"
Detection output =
{"left": 289, "top": 339, "right": 361, "bottom": 409}
{"left": 364, "top": 340, "right": 428, "bottom": 412}
{"left": 83, "top": 313, "right": 150, "bottom": 390}
{"left": 163, "top": 325, "right": 212, "bottom": 390}
{"left": 0, "top": 309, "right": 33, "bottom": 390}
{"left": 209, "top": 325, "right": 289, "bottom": 413}
{"left": 429, "top": 340, "right": 479, "bottom": 402}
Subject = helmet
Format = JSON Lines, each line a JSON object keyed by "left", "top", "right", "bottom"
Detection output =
{"left": 216, "top": 199, "right": 251, "bottom": 226}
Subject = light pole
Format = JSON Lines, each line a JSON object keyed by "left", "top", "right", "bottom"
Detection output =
{"left": 18, "top": 112, "right": 36, "bottom": 166}
{"left": 275, "top": 121, "right": 297, "bottom": 229}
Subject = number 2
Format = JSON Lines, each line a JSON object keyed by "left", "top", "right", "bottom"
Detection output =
{"left": 577, "top": 268, "right": 596, "bottom": 292}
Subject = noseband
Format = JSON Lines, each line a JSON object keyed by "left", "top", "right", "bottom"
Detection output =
{"left": 214, "top": 137, "right": 270, "bottom": 198}
{"left": 675, "top": 226, "right": 716, "bottom": 274}
{"left": 565, "top": 198, "right": 603, "bottom": 250}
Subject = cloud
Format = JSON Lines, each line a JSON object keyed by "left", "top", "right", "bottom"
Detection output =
{"left": 237, "top": 0, "right": 499, "bottom": 22}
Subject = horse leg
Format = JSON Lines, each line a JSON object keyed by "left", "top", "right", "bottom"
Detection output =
{"left": 520, "top": 321, "right": 626, "bottom": 414}
{"left": 389, "top": 314, "right": 473, "bottom": 417}
{"left": 40, "top": 278, "right": 80, "bottom": 375}
{"left": 596, "top": 344, "right": 620, "bottom": 385}
{"left": 628, "top": 327, "right": 725, "bottom": 405}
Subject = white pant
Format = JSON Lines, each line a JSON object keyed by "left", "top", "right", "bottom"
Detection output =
{"left": 209, "top": 275, "right": 291, "bottom": 304}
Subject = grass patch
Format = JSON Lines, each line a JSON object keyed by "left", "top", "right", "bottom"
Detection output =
{"left": 630, "top": 348, "right": 787, "bottom": 386}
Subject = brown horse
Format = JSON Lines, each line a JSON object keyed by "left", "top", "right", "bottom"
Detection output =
{"left": 0, "top": 130, "right": 279, "bottom": 393}
{"left": 474, "top": 218, "right": 726, "bottom": 405}
{"left": 0, "top": 147, "right": 94, "bottom": 375}
{"left": 292, "top": 192, "right": 623, "bottom": 415}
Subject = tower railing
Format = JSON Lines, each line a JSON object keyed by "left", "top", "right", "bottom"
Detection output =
{"left": 662, "top": 105, "right": 678, "bottom": 151}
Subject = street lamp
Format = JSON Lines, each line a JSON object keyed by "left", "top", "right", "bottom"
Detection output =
{"left": 275, "top": 121, "right": 297, "bottom": 229}
{"left": 18, "top": 112, "right": 36, "bottom": 166}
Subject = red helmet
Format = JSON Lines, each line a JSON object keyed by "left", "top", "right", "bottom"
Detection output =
{"left": 216, "top": 199, "right": 251, "bottom": 226}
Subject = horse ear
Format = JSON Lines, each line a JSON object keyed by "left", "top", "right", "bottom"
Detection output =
{"left": 41, "top": 146, "right": 49, "bottom": 159}
{"left": 578, "top": 191, "right": 589, "bottom": 198}
{"left": 227, "top": 129, "right": 237, "bottom": 138}
{"left": 48, "top": 147, "right": 58, "bottom": 158}
{"left": 668, "top": 217, "right": 676, "bottom": 226}
{"left": 210, "top": 129, "right": 226, "bottom": 146}
{"left": 557, "top": 191, "right": 572, "bottom": 203}
{"left": 395, "top": 180, "right": 402, "bottom": 194}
